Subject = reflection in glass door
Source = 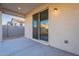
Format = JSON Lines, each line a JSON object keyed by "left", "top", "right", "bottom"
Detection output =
{"left": 33, "top": 9, "right": 48, "bottom": 41}
{"left": 40, "top": 9, "right": 48, "bottom": 41}
{"left": 33, "top": 13, "right": 39, "bottom": 39}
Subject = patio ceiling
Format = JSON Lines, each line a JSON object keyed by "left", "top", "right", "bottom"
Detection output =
{"left": 0, "top": 3, "right": 43, "bottom": 17}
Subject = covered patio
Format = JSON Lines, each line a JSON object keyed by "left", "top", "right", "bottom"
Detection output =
{"left": 0, "top": 3, "right": 79, "bottom": 56}
{"left": 0, "top": 37, "right": 75, "bottom": 56}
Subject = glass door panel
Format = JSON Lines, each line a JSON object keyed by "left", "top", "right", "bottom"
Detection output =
{"left": 33, "top": 13, "right": 39, "bottom": 39}
{"left": 40, "top": 9, "right": 48, "bottom": 41}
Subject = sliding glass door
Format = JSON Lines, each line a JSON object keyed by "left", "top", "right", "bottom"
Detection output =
{"left": 40, "top": 9, "right": 48, "bottom": 41}
{"left": 33, "top": 13, "right": 39, "bottom": 39}
{"left": 33, "top": 9, "right": 48, "bottom": 41}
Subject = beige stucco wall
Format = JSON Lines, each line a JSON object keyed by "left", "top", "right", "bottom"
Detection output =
{"left": 0, "top": 11, "right": 2, "bottom": 41}
{"left": 25, "top": 4, "right": 79, "bottom": 55}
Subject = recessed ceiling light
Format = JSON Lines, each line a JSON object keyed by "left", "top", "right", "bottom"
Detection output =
{"left": 18, "top": 7, "right": 21, "bottom": 10}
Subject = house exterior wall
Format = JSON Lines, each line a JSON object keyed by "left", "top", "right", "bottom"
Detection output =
{"left": 25, "top": 4, "right": 79, "bottom": 55}
{"left": 0, "top": 11, "right": 2, "bottom": 41}
{"left": 25, "top": 4, "right": 49, "bottom": 39}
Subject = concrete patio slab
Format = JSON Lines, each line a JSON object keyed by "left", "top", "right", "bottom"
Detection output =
{"left": 0, "top": 37, "right": 77, "bottom": 56}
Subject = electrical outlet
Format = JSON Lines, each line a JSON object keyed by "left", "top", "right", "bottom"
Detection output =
{"left": 64, "top": 40, "right": 68, "bottom": 44}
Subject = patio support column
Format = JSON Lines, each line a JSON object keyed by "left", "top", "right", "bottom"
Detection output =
{"left": 0, "top": 11, "right": 2, "bottom": 41}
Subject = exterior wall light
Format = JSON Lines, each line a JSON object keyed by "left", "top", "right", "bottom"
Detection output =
{"left": 54, "top": 8, "right": 58, "bottom": 12}
{"left": 53, "top": 8, "right": 59, "bottom": 16}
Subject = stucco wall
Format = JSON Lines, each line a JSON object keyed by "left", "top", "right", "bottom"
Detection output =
{"left": 0, "top": 11, "right": 2, "bottom": 41}
{"left": 25, "top": 4, "right": 79, "bottom": 55}
{"left": 49, "top": 4, "right": 79, "bottom": 55}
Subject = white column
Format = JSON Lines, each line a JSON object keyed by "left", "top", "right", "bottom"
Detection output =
{"left": 0, "top": 11, "right": 2, "bottom": 41}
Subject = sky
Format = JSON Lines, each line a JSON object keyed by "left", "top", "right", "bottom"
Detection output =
{"left": 2, "top": 13, "right": 24, "bottom": 25}
{"left": 2, "top": 14, "right": 12, "bottom": 25}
